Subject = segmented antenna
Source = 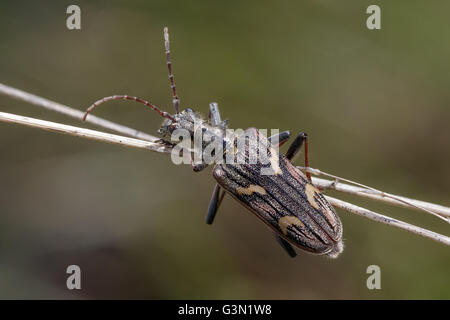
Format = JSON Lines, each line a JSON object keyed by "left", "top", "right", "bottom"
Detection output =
{"left": 82, "top": 95, "right": 175, "bottom": 122}
{"left": 164, "top": 27, "right": 180, "bottom": 114}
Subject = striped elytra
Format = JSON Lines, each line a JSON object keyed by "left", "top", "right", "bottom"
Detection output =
{"left": 213, "top": 128, "right": 343, "bottom": 258}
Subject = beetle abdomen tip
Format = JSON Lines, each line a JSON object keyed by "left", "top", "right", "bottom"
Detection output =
{"left": 326, "top": 240, "right": 344, "bottom": 259}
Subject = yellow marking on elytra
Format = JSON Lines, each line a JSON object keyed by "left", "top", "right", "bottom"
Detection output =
{"left": 269, "top": 148, "right": 282, "bottom": 175}
{"left": 236, "top": 185, "right": 267, "bottom": 195}
{"left": 305, "top": 184, "right": 337, "bottom": 226}
{"left": 278, "top": 216, "right": 305, "bottom": 235}
{"left": 305, "top": 184, "right": 321, "bottom": 209}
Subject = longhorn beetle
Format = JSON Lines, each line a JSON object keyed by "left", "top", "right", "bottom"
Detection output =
{"left": 83, "top": 27, "right": 343, "bottom": 258}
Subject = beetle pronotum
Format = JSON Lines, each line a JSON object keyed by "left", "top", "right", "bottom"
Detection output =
{"left": 83, "top": 27, "right": 344, "bottom": 258}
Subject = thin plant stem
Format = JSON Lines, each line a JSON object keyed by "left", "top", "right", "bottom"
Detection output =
{"left": 0, "top": 83, "right": 159, "bottom": 142}
{"left": 1, "top": 83, "right": 449, "bottom": 247}
{"left": 0, "top": 111, "right": 172, "bottom": 154}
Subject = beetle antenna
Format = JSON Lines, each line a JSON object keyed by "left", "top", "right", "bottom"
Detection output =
{"left": 82, "top": 95, "right": 175, "bottom": 122}
{"left": 164, "top": 27, "right": 180, "bottom": 114}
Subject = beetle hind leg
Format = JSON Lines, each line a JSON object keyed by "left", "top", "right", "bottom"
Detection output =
{"left": 285, "top": 132, "right": 307, "bottom": 161}
{"left": 206, "top": 183, "right": 226, "bottom": 224}
{"left": 275, "top": 234, "right": 297, "bottom": 258}
{"left": 285, "top": 132, "right": 311, "bottom": 181}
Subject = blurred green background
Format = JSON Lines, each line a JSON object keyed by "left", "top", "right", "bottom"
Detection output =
{"left": 0, "top": 0, "right": 449, "bottom": 299}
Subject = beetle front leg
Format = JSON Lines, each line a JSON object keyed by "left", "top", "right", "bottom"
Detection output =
{"left": 155, "top": 138, "right": 176, "bottom": 147}
{"left": 274, "top": 234, "right": 297, "bottom": 258}
{"left": 208, "top": 102, "right": 222, "bottom": 126}
{"left": 206, "top": 183, "right": 226, "bottom": 224}
{"left": 285, "top": 132, "right": 311, "bottom": 181}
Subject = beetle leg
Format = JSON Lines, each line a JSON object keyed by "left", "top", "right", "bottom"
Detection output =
{"left": 268, "top": 130, "right": 291, "bottom": 147}
{"left": 206, "top": 183, "right": 226, "bottom": 224}
{"left": 285, "top": 132, "right": 311, "bottom": 181}
{"left": 274, "top": 234, "right": 297, "bottom": 258}
{"left": 192, "top": 162, "right": 209, "bottom": 172}
{"left": 285, "top": 132, "right": 307, "bottom": 160}
{"left": 209, "top": 102, "right": 222, "bottom": 126}
{"left": 155, "top": 138, "right": 176, "bottom": 147}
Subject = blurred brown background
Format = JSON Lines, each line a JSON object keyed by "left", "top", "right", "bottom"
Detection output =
{"left": 0, "top": 0, "right": 449, "bottom": 299}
